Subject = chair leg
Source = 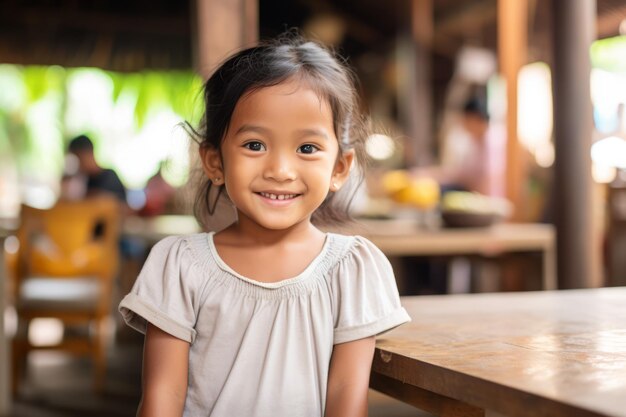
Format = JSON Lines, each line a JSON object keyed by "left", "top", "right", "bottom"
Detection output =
{"left": 11, "top": 342, "right": 20, "bottom": 398}
{"left": 93, "top": 318, "right": 108, "bottom": 393}
{"left": 11, "top": 339, "right": 27, "bottom": 398}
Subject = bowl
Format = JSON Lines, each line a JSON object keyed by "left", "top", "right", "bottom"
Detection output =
{"left": 441, "top": 210, "right": 501, "bottom": 228}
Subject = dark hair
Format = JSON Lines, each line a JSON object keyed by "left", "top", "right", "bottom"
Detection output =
{"left": 188, "top": 35, "right": 369, "bottom": 229}
{"left": 68, "top": 134, "right": 94, "bottom": 153}
{"left": 463, "top": 97, "right": 489, "bottom": 121}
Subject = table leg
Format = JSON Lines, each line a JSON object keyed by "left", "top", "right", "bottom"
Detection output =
{"left": 543, "top": 245, "right": 557, "bottom": 290}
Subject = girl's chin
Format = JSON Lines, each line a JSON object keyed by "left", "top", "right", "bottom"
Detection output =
{"left": 242, "top": 215, "right": 311, "bottom": 231}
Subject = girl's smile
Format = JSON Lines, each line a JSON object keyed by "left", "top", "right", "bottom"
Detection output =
{"left": 257, "top": 191, "right": 300, "bottom": 203}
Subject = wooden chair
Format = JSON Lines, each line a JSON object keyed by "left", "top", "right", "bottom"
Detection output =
{"left": 11, "top": 196, "right": 121, "bottom": 394}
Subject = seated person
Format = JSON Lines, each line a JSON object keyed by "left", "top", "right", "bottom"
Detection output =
{"left": 414, "top": 97, "right": 505, "bottom": 198}
{"left": 138, "top": 162, "right": 176, "bottom": 217}
{"left": 68, "top": 134, "right": 127, "bottom": 204}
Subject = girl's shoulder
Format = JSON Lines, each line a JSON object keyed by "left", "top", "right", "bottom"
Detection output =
{"left": 324, "top": 232, "right": 391, "bottom": 274}
{"left": 325, "top": 232, "right": 408, "bottom": 344}
{"left": 147, "top": 232, "right": 214, "bottom": 268}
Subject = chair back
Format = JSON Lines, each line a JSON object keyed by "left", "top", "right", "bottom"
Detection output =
{"left": 15, "top": 196, "right": 121, "bottom": 291}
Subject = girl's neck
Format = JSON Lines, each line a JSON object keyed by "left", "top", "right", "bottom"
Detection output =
{"left": 219, "top": 213, "right": 323, "bottom": 247}
{"left": 213, "top": 212, "right": 328, "bottom": 283}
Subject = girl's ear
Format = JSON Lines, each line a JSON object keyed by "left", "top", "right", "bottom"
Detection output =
{"left": 330, "top": 149, "right": 355, "bottom": 192}
{"left": 200, "top": 146, "right": 225, "bottom": 186}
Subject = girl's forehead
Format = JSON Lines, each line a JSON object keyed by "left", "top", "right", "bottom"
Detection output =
{"left": 230, "top": 80, "right": 335, "bottom": 128}
{"left": 240, "top": 78, "right": 329, "bottom": 107}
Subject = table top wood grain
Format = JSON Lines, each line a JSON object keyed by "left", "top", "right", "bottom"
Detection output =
{"left": 372, "top": 288, "right": 626, "bottom": 417}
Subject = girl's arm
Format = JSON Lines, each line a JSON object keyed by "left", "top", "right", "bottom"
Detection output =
{"left": 138, "top": 323, "right": 190, "bottom": 417}
{"left": 324, "top": 336, "right": 376, "bottom": 417}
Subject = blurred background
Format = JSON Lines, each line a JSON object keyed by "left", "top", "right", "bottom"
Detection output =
{"left": 1, "top": 0, "right": 626, "bottom": 416}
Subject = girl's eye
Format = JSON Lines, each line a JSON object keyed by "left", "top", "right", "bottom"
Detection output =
{"left": 243, "top": 141, "right": 266, "bottom": 152}
{"left": 297, "top": 144, "right": 319, "bottom": 154}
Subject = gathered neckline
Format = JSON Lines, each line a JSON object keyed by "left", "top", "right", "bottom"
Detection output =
{"left": 206, "top": 232, "right": 332, "bottom": 289}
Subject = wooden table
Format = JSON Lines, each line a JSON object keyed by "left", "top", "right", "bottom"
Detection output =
{"left": 123, "top": 216, "right": 556, "bottom": 290}
{"left": 371, "top": 288, "right": 626, "bottom": 417}
{"left": 349, "top": 220, "right": 556, "bottom": 290}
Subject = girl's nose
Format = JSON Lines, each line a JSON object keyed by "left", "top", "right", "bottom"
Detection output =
{"left": 263, "top": 152, "right": 297, "bottom": 182}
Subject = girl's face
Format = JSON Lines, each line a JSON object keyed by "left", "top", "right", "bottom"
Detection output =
{"left": 204, "top": 79, "right": 352, "bottom": 231}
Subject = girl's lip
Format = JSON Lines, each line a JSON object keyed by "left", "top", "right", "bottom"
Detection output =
{"left": 257, "top": 191, "right": 300, "bottom": 199}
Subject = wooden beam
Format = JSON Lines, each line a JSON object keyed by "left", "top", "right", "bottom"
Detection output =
{"left": 498, "top": 0, "right": 527, "bottom": 221}
{"left": 300, "top": 0, "right": 384, "bottom": 46}
{"left": 371, "top": 372, "right": 485, "bottom": 417}
{"left": 398, "top": 0, "right": 434, "bottom": 167}
{"left": 3, "top": 6, "right": 190, "bottom": 36}
{"left": 413, "top": 0, "right": 434, "bottom": 166}
{"left": 551, "top": 0, "right": 597, "bottom": 288}
{"left": 436, "top": 0, "right": 496, "bottom": 36}
{"left": 0, "top": 237, "right": 9, "bottom": 414}
{"left": 192, "top": 0, "right": 258, "bottom": 80}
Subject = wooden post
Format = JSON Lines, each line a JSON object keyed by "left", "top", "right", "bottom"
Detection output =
{"left": 498, "top": 0, "right": 527, "bottom": 221}
{"left": 412, "top": 0, "right": 434, "bottom": 167}
{"left": 398, "top": 0, "right": 434, "bottom": 167}
{"left": 0, "top": 237, "right": 9, "bottom": 414}
{"left": 551, "top": 0, "right": 597, "bottom": 288}
{"left": 192, "top": 0, "right": 258, "bottom": 80}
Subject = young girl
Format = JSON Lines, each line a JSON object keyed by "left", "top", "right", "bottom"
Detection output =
{"left": 119, "top": 36, "right": 410, "bottom": 417}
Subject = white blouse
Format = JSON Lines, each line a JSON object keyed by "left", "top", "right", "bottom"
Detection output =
{"left": 119, "top": 232, "right": 410, "bottom": 417}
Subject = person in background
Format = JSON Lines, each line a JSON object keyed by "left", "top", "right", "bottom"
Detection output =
{"left": 67, "top": 134, "right": 143, "bottom": 295}
{"left": 68, "top": 134, "right": 127, "bottom": 204}
{"left": 119, "top": 36, "right": 410, "bottom": 417}
{"left": 414, "top": 97, "right": 505, "bottom": 197}
{"left": 138, "top": 161, "right": 176, "bottom": 217}
{"left": 404, "top": 97, "right": 507, "bottom": 295}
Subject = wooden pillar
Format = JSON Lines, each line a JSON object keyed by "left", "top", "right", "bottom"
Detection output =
{"left": 498, "top": 0, "right": 527, "bottom": 221}
{"left": 399, "top": 0, "right": 433, "bottom": 167}
{"left": 0, "top": 237, "right": 9, "bottom": 414}
{"left": 192, "top": 0, "right": 258, "bottom": 80}
{"left": 551, "top": 0, "right": 596, "bottom": 288}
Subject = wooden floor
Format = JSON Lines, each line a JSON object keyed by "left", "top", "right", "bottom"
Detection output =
{"left": 8, "top": 328, "right": 430, "bottom": 417}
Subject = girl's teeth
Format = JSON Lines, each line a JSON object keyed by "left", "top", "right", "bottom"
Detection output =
{"left": 261, "top": 193, "right": 295, "bottom": 200}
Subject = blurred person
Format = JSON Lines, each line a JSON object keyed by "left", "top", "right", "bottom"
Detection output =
{"left": 414, "top": 96, "right": 505, "bottom": 197}
{"left": 68, "top": 134, "right": 127, "bottom": 204}
{"left": 404, "top": 97, "right": 507, "bottom": 296}
{"left": 67, "top": 134, "right": 144, "bottom": 297}
{"left": 138, "top": 162, "right": 177, "bottom": 217}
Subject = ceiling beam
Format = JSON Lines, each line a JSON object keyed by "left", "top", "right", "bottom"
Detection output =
{"left": 1, "top": 6, "right": 190, "bottom": 37}
{"left": 435, "top": 0, "right": 496, "bottom": 36}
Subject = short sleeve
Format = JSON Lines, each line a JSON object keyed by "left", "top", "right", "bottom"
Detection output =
{"left": 118, "top": 236, "right": 201, "bottom": 343}
{"left": 330, "top": 236, "right": 411, "bottom": 344}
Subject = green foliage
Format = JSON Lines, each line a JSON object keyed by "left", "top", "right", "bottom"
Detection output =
{"left": 105, "top": 69, "right": 203, "bottom": 128}
{"left": 591, "top": 35, "right": 626, "bottom": 73}
{"left": 0, "top": 65, "right": 66, "bottom": 169}
{"left": 22, "top": 66, "right": 66, "bottom": 103}
{"left": 0, "top": 64, "right": 203, "bottom": 188}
